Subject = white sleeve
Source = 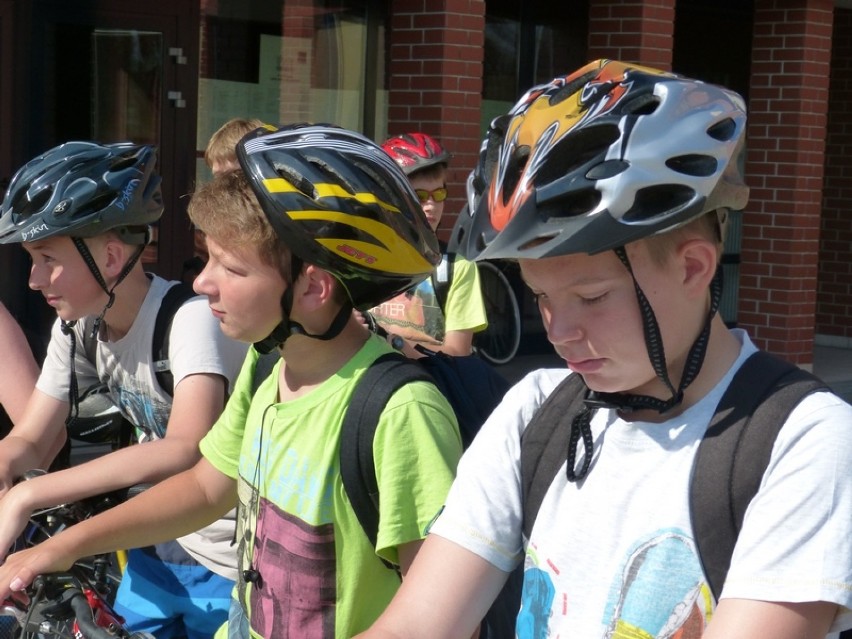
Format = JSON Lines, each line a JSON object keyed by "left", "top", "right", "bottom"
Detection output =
{"left": 166, "top": 296, "right": 249, "bottom": 394}
{"left": 723, "top": 391, "right": 852, "bottom": 632}
{"left": 429, "top": 368, "right": 570, "bottom": 572}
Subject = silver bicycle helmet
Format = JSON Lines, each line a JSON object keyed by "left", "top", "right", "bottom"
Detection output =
{"left": 450, "top": 59, "right": 749, "bottom": 260}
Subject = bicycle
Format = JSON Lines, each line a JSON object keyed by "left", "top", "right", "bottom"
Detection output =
{"left": 474, "top": 261, "right": 521, "bottom": 365}
{"left": 0, "top": 474, "right": 143, "bottom": 639}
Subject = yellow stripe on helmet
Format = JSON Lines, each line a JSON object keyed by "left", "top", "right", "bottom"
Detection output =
{"left": 262, "top": 178, "right": 402, "bottom": 214}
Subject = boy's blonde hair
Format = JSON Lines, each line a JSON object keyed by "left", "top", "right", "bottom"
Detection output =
{"left": 204, "top": 118, "right": 265, "bottom": 170}
{"left": 188, "top": 170, "right": 294, "bottom": 280}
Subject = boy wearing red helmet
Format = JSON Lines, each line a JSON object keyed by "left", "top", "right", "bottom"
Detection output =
{"left": 371, "top": 132, "right": 487, "bottom": 357}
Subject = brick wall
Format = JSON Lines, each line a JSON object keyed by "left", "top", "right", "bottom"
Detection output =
{"left": 739, "top": 0, "right": 834, "bottom": 365}
{"left": 817, "top": 7, "right": 852, "bottom": 342}
{"left": 586, "top": 0, "right": 675, "bottom": 68}
{"left": 386, "top": 0, "right": 484, "bottom": 238}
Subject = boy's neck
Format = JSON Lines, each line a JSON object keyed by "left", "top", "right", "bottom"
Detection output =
{"left": 99, "top": 268, "right": 153, "bottom": 341}
{"left": 626, "top": 317, "right": 741, "bottom": 423}
{"left": 277, "top": 318, "right": 370, "bottom": 401}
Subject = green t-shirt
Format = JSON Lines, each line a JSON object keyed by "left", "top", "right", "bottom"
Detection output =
{"left": 369, "top": 254, "right": 487, "bottom": 347}
{"left": 200, "top": 335, "right": 461, "bottom": 638}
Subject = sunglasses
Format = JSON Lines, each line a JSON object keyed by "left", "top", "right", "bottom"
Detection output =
{"left": 414, "top": 187, "right": 448, "bottom": 203}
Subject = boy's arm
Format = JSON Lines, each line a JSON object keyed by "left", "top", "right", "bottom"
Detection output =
{"left": 359, "top": 534, "right": 508, "bottom": 639}
{"left": 704, "top": 599, "right": 837, "bottom": 639}
{"left": 439, "top": 330, "right": 474, "bottom": 357}
{"left": 0, "top": 371, "right": 228, "bottom": 554}
{"left": 0, "top": 456, "right": 235, "bottom": 600}
{"left": 0, "top": 390, "right": 68, "bottom": 492}
{"left": 0, "top": 303, "right": 40, "bottom": 424}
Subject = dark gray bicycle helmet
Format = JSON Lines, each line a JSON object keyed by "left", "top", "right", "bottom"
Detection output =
{"left": 450, "top": 59, "right": 749, "bottom": 261}
{"left": 0, "top": 141, "right": 163, "bottom": 245}
{"left": 237, "top": 123, "right": 440, "bottom": 311}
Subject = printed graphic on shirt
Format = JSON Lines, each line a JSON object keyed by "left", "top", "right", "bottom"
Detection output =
{"left": 237, "top": 480, "right": 337, "bottom": 639}
{"left": 114, "top": 384, "right": 170, "bottom": 441}
{"left": 603, "top": 529, "right": 709, "bottom": 638}
{"left": 370, "top": 279, "right": 444, "bottom": 346}
{"left": 517, "top": 528, "right": 710, "bottom": 639}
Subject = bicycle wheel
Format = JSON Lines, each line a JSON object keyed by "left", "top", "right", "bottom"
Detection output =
{"left": 474, "top": 261, "right": 521, "bottom": 365}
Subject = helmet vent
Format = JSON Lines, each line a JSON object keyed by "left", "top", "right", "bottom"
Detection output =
{"left": 109, "top": 155, "right": 139, "bottom": 173}
{"left": 70, "top": 192, "right": 114, "bottom": 221}
{"left": 274, "top": 162, "right": 316, "bottom": 199}
{"left": 14, "top": 187, "right": 51, "bottom": 218}
{"left": 549, "top": 70, "right": 598, "bottom": 106}
{"left": 707, "top": 117, "right": 738, "bottom": 141}
{"left": 666, "top": 154, "right": 718, "bottom": 177}
{"left": 502, "top": 147, "right": 529, "bottom": 206}
{"left": 535, "top": 125, "right": 619, "bottom": 187}
{"left": 622, "top": 93, "right": 660, "bottom": 116}
{"left": 622, "top": 184, "right": 695, "bottom": 222}
{"left": 543, "top": 188, "right": 602, "bottom": 220}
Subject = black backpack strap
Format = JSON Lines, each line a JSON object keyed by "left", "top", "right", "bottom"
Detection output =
{"left": 520, "top": 373, "right": 588, "bottom": 539}
{"left": 251, "top": 351, "right": 279, "bottom": 395}
{"left": 152, "top": 283, "right": 198, "bottom": 396}
{"left": 690, "top": 350, "right": 827, "bottom": 600}
{"left": 430, "top": 251, "right": 454, "bottom": 315}
{"left": 339, "top": 353, "right": 433, "bottom": 568}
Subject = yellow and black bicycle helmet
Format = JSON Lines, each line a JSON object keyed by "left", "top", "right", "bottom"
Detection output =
{"left": 237, "top": 123, "right": 440, "bottom": 311}
{"left": 451, "top": 59, "right": 749, "bottom": 261}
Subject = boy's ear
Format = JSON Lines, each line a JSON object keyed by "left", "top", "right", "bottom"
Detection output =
{"left": 295, "top": 264, "right": 338, "bottom": 312}
{"left": 100, "top": 236, "right": 131, "bottom": 278}
{"left": 679, "top": 238, "right": 718, "bottom": 297}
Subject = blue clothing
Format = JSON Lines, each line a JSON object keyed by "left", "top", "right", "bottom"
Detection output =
{"left": 113, "top": 547, "right": 234, "bottom": 639}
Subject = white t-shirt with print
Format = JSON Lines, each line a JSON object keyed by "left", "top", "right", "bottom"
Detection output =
{"left": 430, "top": 330, "right": 852, "bottom": 637}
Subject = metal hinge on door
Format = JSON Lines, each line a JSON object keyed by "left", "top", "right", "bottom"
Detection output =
{"left": 168, "top": 91, "right": 186, "bottom": 108}
{"left": 169, "top": 47, "right": 187, "bottom": 64}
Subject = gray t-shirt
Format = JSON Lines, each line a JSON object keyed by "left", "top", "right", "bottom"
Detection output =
{"left": 37, "top": 274, "right": 248, "bottom": 580}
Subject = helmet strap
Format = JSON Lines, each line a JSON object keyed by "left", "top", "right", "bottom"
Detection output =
{"left": 564, "top": 248, "right": 722, "bottom": 484}
{"left": 253, "top": 282, "right": 354, "bottom": 354}
{"left": 72, "top": 236, "right": 148, "bottom": 339}
{"left": 586, "top": 246, "right": 721, "bottom": 414}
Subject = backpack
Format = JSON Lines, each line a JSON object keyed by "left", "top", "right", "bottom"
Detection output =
{"left": 63, "top": 282, "right": 199, "bottom": 466}
{"left": 151, "top": 282, "right": 199, "bottom": 396}
{"left": 515, "top": 350, "right": 834, "bottom": 634}
{"left": 341, "top": 349, "right": 836, "bottom": 638}
{"left": 338, "top": 350, "right": 511, "bottom": 634}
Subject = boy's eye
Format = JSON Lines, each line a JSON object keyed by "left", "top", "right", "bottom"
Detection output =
{"left": 582, "top": 292, "right": 608, "bottom": 304}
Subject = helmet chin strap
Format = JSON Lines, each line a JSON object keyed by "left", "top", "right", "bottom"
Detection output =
{"left": 563, "top": 246, "right": 723, "bottom": 483}
{"left": 61, "top": 233, "right": 148, "bottom": 431}
{"left": 253, "top": 287, "right": 354, "bottom": 354}
{"left": 72, "top": 234, "right": 149, "bottom": 339}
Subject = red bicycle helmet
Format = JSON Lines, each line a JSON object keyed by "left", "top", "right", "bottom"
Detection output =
{"left": 450, "top": 59, "right": 749, "bottom": 261}
{"left": 381, "top": 132, "right": 451, "bottom": 176}
{"left": 238, "top": 123, "right": 441, "bottom": 310}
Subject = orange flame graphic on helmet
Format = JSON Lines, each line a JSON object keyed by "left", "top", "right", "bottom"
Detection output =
{"left": 487, "top": 60, "right": 672, "bottom": 232}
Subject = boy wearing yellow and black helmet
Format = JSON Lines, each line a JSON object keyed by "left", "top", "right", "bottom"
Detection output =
{"left": 0, "top": 125, "right": 462, "bottom": 639}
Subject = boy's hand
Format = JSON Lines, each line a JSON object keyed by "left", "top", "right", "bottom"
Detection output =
{"left": 0, "top": 536, "right": 75, "bottom": 601}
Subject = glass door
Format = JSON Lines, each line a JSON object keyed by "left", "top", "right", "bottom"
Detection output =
{"left": 9, "top": 0, "right": 198, "bottom": 349}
